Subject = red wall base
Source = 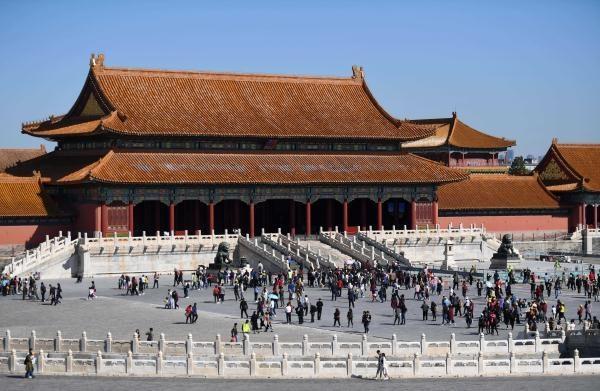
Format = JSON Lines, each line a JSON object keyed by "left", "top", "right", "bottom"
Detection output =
{"left": 0, "top": 224, "right": 72, "bottom": 249}
{"left": 438, "top": 214, "right": 569, "bottom": 233}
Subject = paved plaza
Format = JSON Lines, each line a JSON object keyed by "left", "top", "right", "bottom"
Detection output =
{"left": 0, "top": 374, "right": 597, "bottom": 391}
{"left": 0, "top": 271, "right": 595, "bottom": 343}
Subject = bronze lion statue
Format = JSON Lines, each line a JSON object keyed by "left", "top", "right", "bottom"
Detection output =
{"left": 214, "top": 242, "right": 232, "bottom": 266}
{"left": 497, "top": 234, "right": 517, "bottom": 257}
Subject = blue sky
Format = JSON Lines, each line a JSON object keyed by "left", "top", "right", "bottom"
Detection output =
{"left": 1, "top": 0, "right": 599, "bottom": 156}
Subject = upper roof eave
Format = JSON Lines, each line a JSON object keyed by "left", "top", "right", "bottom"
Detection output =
{"left": 21, "top": 56, "right": 436, "bottom": 141}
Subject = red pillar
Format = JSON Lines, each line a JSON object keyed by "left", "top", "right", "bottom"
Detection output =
{"left": 306, "top": 201, "right": 312, "bottom": 236}
{"left": 410, "top": 199, "right": 417, "bottom": 230}
{"left": 582, "top": 202, "right": 587, "bottom": 228}
{"left": 101, "top": 202, "right": 108, "bottom": 235}
{"left": 169, "top": 202, "right": 175, "bottom": 233}
{"left": 208, "top": 202, "right": 215, "bottom": 233}
{"left": 376, "top": 198, "right": 383, "bottom": 230}
{"left": 94, "top": 203, "right": 102, "bottom": 233}
{"left": 594, "top": 205, "right": 598, "bottom": 229}
{"left": 249, "top": 201, "right": 255, "bottom": 238}
{"left": 128, "top": 202, "right": 134, "bottom": 234}
{"left": 326, "top": 200, "right": 333, "bottom": 231}
{"left": 342, "top": 199, "right": 349, "bottom": 232}
{"left": 432, "top": 199, "right": 439, "bottom": 227}
{"left": 289, "top": 200, "right": 296, "bottom": 237}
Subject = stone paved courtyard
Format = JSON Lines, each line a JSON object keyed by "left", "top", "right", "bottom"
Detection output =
{"left": 0, "top": 272, "right": 594, "bottom": 343}
{"left": 0, "top": 374, "right": 597, "bottom": 391}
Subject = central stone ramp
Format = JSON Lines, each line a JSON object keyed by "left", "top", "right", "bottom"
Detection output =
{"left": 301, "top": 239, "right": 350, "bottom": 268}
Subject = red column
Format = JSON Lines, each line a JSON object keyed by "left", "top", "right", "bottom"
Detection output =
{"left": 249, "top": 200, "right": 255, "bottom": 238}
{"left": 94, "top": 203, "right": 102, "bottom": 233}
{"left": 289, "top": 200, "right": 296, "bottom": 237}
{"left": 376, "top": 198, "right": 383, "bottom": 230}
{"left": 594, "top": 205, "right": 598, "bottom": 229}
{"left": 101, "top": 202, "right": 108, "bottom": 235}
{"left": 306, "top": 201, "right": 312, "bottom": 236}
{"left": 410, "top": 199, "right": 417, "bottom": 230}
{"left": 432, "top": 199, "right": 439, "bottom": 227}
{"left": 169, "top": 202, "right": 175, "bottom": 233}
{"left": 326, "top": 200, "right": 333, "bottom": 231}
{"left": 582, "top": 202, "right": 587, "bottom": 228}
{"left": 342, "top": 199, "right": 349, "bottom": 232}
{"left": 208, "top": 202, "right": 215, "bottom": 233}
{"left": 128, "top": 202, "right": 134, "bottom": 234}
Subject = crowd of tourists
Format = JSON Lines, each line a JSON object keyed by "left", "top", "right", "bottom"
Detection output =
{"left": 172, "top": 260, "right": 600, "bottom": 336}
{"left": 0, "top": 274, "right": 63, "bottom": 305}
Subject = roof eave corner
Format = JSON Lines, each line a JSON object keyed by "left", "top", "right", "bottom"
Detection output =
{"left": 90, "top": 53, "right": 106, "bottom": 72}
{"left": 351, "top": 65, "right": 364, "bottom": 81}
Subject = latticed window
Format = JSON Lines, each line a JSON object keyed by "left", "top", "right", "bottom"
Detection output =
{"left": 415, "top": 202, "right": 434, "bottom": 226}
{"left": 107, "top": 205, "right": 128, "bottom": 232}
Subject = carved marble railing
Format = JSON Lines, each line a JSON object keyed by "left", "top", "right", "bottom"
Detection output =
{"left": 1, "top": 330, "right": 564, "bottom": 358}
{"left": 2, "top": 233, "right": 77, "bottom": 276}
{"left": 0, "top": 345, "right": 595, "bottom": 378}
{"left": 359, "top": 224, "right": 486, "bottom": 242}
{"left": 82, "top": 230, "right": 240, "bottom": 252}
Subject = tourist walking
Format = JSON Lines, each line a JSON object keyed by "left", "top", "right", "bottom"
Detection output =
{"left": 333, "top": 308, "right": 341, "bottom": 327}
{"left": 362, "top": 310, "right": 372, "bottom": 333}
{"left": 24, "top": 349, "right": 35, "bottom": 379}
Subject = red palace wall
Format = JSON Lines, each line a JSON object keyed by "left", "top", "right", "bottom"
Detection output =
{"left": 438, "top": 214, "right": 569, "bottom": 233}
{"left": 72, "top": 203, "right": 99, "bottom": 236}
{"left": 0, "top": 223, "right": 71, "bottom": 249}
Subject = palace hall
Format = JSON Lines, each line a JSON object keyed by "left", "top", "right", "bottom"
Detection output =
{"left": 0, "top": 54, "right": 598, "bottom": 249}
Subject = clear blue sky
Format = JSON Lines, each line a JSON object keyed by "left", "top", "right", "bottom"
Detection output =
{"left": 1, "top": 0, "right": 599, "bottom": 156}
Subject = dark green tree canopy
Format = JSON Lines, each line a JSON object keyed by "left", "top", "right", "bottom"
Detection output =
{"left": 508, "top": 156, "right": 530, "bottom": 176}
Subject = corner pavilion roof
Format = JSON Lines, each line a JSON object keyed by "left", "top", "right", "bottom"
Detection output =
{"left": 402, "top": 114, "right": 515, "bottom": 150}
{"left": 23, "top": 55, "right": 435, "bottom": 142}
{"left": 535, "top": 141, "right": 600, "bottom": 193}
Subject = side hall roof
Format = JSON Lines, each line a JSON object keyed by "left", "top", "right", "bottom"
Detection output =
{"left": 0, "top": 145, "right": 46, "bottom": 172}
{"left": 0, "top": 173, "right": 67, "bottom": 218}
{"left": 437, "top": 173, "right": 560, "bottom": 211}
{"left": 23, "top": 55, "right": 435, "bottom": 142}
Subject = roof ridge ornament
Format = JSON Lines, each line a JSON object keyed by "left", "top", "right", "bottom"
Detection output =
{"left": 351, "top": 65, "right": 364, "bottom": 80}
{"left": 90, "top": 53, "right": 105, "bottom": 68}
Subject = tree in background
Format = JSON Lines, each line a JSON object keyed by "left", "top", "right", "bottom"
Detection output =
{"left": 508, "top": 156, "right": 530, "bottom": 175}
